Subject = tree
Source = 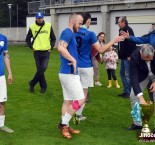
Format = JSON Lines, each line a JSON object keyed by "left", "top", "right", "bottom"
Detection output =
{"left": 0, "top": 0, "right": 28, "bottom": 27}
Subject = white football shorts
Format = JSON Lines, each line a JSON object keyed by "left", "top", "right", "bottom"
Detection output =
{"left": 0, "top": 75, "right": 7, "bottom": 102}
{"left": 59, "top": 74, "right": 85, "bottom": 101}
{"left": 78, "top": 67, "right": 94, "bottom": 89}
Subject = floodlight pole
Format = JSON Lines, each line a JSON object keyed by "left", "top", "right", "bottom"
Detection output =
{"left": 8, "top": 4, "right": 12, "bottom": 27}
{"left": 17, "top": 4, "right": 18, "bottom": 27}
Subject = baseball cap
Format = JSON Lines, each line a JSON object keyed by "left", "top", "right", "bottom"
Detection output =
{"left": 36, "top": 12, "right": 44, "bottom": 19}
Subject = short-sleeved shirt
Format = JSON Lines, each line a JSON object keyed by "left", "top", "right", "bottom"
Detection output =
{"left": 0, "top": 34, "right": 8, "bottom": 76}
{"left": 59, "top": 28, "right": 78, "bottom": 75}
{"left": 75, "top": 28, "right": 98, "bottom": 68}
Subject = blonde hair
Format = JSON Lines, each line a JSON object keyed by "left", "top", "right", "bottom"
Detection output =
{"left": 69, "top": 13, "right": 82, "bottom": 22}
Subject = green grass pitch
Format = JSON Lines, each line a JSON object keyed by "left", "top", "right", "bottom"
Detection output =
{"left": 0, "top": 45, "right": 154, "bottom": 145}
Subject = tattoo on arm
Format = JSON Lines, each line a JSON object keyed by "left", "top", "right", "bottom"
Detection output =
{"left": 4, "top": 52, "right": 10, "bottom": 59}
{"left": 59, "top": 40, "right": 68, "bottom": 49}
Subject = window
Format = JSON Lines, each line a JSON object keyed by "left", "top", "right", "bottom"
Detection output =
{"left": 91, "top": 17, "right": 97, "bottom": 25}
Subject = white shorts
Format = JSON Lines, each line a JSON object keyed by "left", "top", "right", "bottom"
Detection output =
{"left": 59, "top": 74, "right": 85, "bottom": 101}
{"left": 78, "top": 67, "right": 94, "bottom": 89}
{"left": 0, "top": 75, "right": 7, "bottom": 102}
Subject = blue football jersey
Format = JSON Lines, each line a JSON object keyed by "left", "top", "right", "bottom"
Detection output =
{"left": 0, "top": 34, "right": 8, "bottom": 76}
{"left": 59, "top": 28, "right": 78, "bottom": 74}
{"left": 75, "top": 28, "right": 98, "bottom": 68}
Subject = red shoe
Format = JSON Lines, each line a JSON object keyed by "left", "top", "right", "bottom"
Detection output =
{"left": 68, "top": 127, "right": 80, "bottom": 134}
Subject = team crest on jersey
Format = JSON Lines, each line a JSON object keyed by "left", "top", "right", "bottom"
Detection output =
{"left": 0, "top": 41, "right": 4, "bottom": 47}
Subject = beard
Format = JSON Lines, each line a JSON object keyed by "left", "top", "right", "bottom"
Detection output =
{"left": 73, "top": 24, "right": 78, "bottom": 33}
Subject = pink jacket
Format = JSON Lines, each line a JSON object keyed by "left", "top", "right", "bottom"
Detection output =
{"left": 103, "top": 50, "right": 118, "bottom": 69}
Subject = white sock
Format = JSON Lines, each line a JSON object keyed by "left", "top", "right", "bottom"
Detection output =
{"left": 61, "top": 112, "right": 72, "bottom": 126}
{"left": 0, "top": 115, "right": 5, "bottom": 127}
{"left": 62, "top": 115, "right": 69, "bottom": 126}
{"left": 76, "top": 103, "right": 85, "bottom": 116}
{"left": 61, "top": 115, "right": 64, "bottom": 121}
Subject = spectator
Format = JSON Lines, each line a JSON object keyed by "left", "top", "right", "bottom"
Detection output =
{"left": 92, "top": 32, "right": 105, "bottom": 86}
{"left": 128, "top": 44, "right": 155, "bottom": 130}
{"left": 103, "top": 46, "right": 120, "bottom": 88}
{"left": 117, "top": 16, "right": 137, "bottom": 98}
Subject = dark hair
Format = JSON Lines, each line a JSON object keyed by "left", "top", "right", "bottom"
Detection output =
{"left": 82, "top": 12, "right": 91, "bottom": 25}
{"left": 97, "top": 32, "right": 106, "bottom": 43}
{"left": 120, "top": 16, "right": 128, "bottom": 26}
{"left": 112, "top": 45, "right": 116, "bottom": 51}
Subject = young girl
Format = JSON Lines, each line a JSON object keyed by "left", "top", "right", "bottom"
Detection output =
{"left": 103, "top": 46, "right": 120, "bottom": 88}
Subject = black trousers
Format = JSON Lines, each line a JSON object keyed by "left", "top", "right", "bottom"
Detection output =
{"left": 30, "top": 51, "right": 50, "bottom": 89}
{"left": 106, "top": 69, "right": 117, "bottom": 80}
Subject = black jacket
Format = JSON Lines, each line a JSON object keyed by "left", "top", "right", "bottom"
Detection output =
{"left": 118, "top": 25, "right": 137, "bottom": 60}
{"left": 25, "top": 20, "right": 56, "bottom": 49}
{"left": 130, "top": 48, "right": 155, "bottom": 96}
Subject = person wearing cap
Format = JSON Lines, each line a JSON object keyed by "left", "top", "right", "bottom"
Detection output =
{"left": 127, "top": 44, "right": 155, "bottom": 130}
{"left": 26, "top": 12, "right": 56, "bottom": 93}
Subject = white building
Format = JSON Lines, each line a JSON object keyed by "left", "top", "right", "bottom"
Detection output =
{"left": 27, "top": 0, "right": 155, "bottom": 45}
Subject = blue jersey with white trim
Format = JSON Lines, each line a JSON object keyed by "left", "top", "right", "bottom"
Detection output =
{"left": 59, "top": 28, "right": 78, "bottom": 74}
{"left": 75, "top": 28, "right": 98, "bottom": 68}
{"left": 0, "top": 34, "right": 8, "bottom": 76}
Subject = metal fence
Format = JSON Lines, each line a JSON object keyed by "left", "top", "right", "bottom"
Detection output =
{"left": 28, "top": 0, "right": 155, "bottom": 14}
{"left": 28, "top": 1, "right": 42, "bottom": 14}
{"left": 39, "top": 0, "right": 155, "bottom": 5}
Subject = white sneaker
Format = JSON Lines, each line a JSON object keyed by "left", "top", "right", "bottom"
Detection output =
{"left": 0, "top": 126, "right": 14, "bottom": 133}
{"left": 95, "top": 81, "right": 102, "bottom": 86}
{"left": 78, "top": 115, "right": 87, "bottom": 121}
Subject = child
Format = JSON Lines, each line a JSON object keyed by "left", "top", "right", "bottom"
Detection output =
{"left": 102, "top": 46, "right": 120, "bottom": 88}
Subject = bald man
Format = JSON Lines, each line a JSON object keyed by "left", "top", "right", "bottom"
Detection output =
{"left": 57, "top": 13, "right": 85, "bottom": 139}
